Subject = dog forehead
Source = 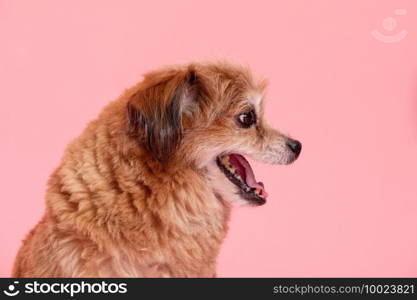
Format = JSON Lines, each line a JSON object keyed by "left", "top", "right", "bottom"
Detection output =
{"left": 247, "top": 91, "right": 263, "bottom": 112}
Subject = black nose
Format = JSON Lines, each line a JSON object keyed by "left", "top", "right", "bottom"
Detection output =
{"left": 286, "top": 139, "right": 302, "bottom": 156}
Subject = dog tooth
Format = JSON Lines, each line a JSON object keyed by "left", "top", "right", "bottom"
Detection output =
{"left": 221, "top": 156, "right": 230, "bottom": 164}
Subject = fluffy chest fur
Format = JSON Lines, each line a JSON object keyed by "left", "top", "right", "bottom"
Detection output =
{"left": 40, "top": 109, "right": 230, "bottom": 277}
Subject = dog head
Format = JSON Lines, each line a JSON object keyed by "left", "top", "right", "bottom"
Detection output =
{"left": 127, "top": 62, "right": 301, "bottom": 206}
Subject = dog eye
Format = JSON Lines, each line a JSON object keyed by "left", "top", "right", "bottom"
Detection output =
{"left": 237, "top": 110, "right": 256, "bottom": 128}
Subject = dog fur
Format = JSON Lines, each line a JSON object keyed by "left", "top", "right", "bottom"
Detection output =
{"left": 12, "top": 61, "right": 300, "bottom": 277}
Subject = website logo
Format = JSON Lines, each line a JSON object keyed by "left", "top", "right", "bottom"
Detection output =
{"left": 3, "top": 281, "right": 20, "bottom": 297}
{"left": 371, "top": 9, "right": 407, "bottom": 43}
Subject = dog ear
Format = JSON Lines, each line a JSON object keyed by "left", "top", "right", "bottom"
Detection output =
{"left": 126, "top": 68, "right": 198, "bottom": 163}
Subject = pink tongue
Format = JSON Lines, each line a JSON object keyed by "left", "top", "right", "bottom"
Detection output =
{"left": 229, "top": 154, "right": 268, "bottom": 198}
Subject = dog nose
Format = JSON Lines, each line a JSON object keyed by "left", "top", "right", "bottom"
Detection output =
{"left": 286, "top": 139, "right": 302, "bottom": 156}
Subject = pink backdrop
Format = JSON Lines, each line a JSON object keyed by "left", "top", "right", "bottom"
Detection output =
{"left": 1, "top": 0, "right": 417, "bottom": 277}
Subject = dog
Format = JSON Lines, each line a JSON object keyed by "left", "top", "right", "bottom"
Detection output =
{"left": 12, "top": 61, "right": 301, "bottom": 277}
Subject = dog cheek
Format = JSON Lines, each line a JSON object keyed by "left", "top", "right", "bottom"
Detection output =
{"left": 205, "top": 162, "right": 249, "bottom": 206}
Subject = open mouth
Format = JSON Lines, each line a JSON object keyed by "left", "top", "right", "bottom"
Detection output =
{"left": 216, "top": 154, "right": 268, "bottom": 206}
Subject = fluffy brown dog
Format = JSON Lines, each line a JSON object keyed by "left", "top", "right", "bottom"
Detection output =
{"left": 13, "top": 61, "right": 301, "bottom": 277}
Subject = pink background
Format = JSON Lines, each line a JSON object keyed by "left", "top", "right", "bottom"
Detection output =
{"left": 1, "top": 0, "right": 417, "bottom": 277}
